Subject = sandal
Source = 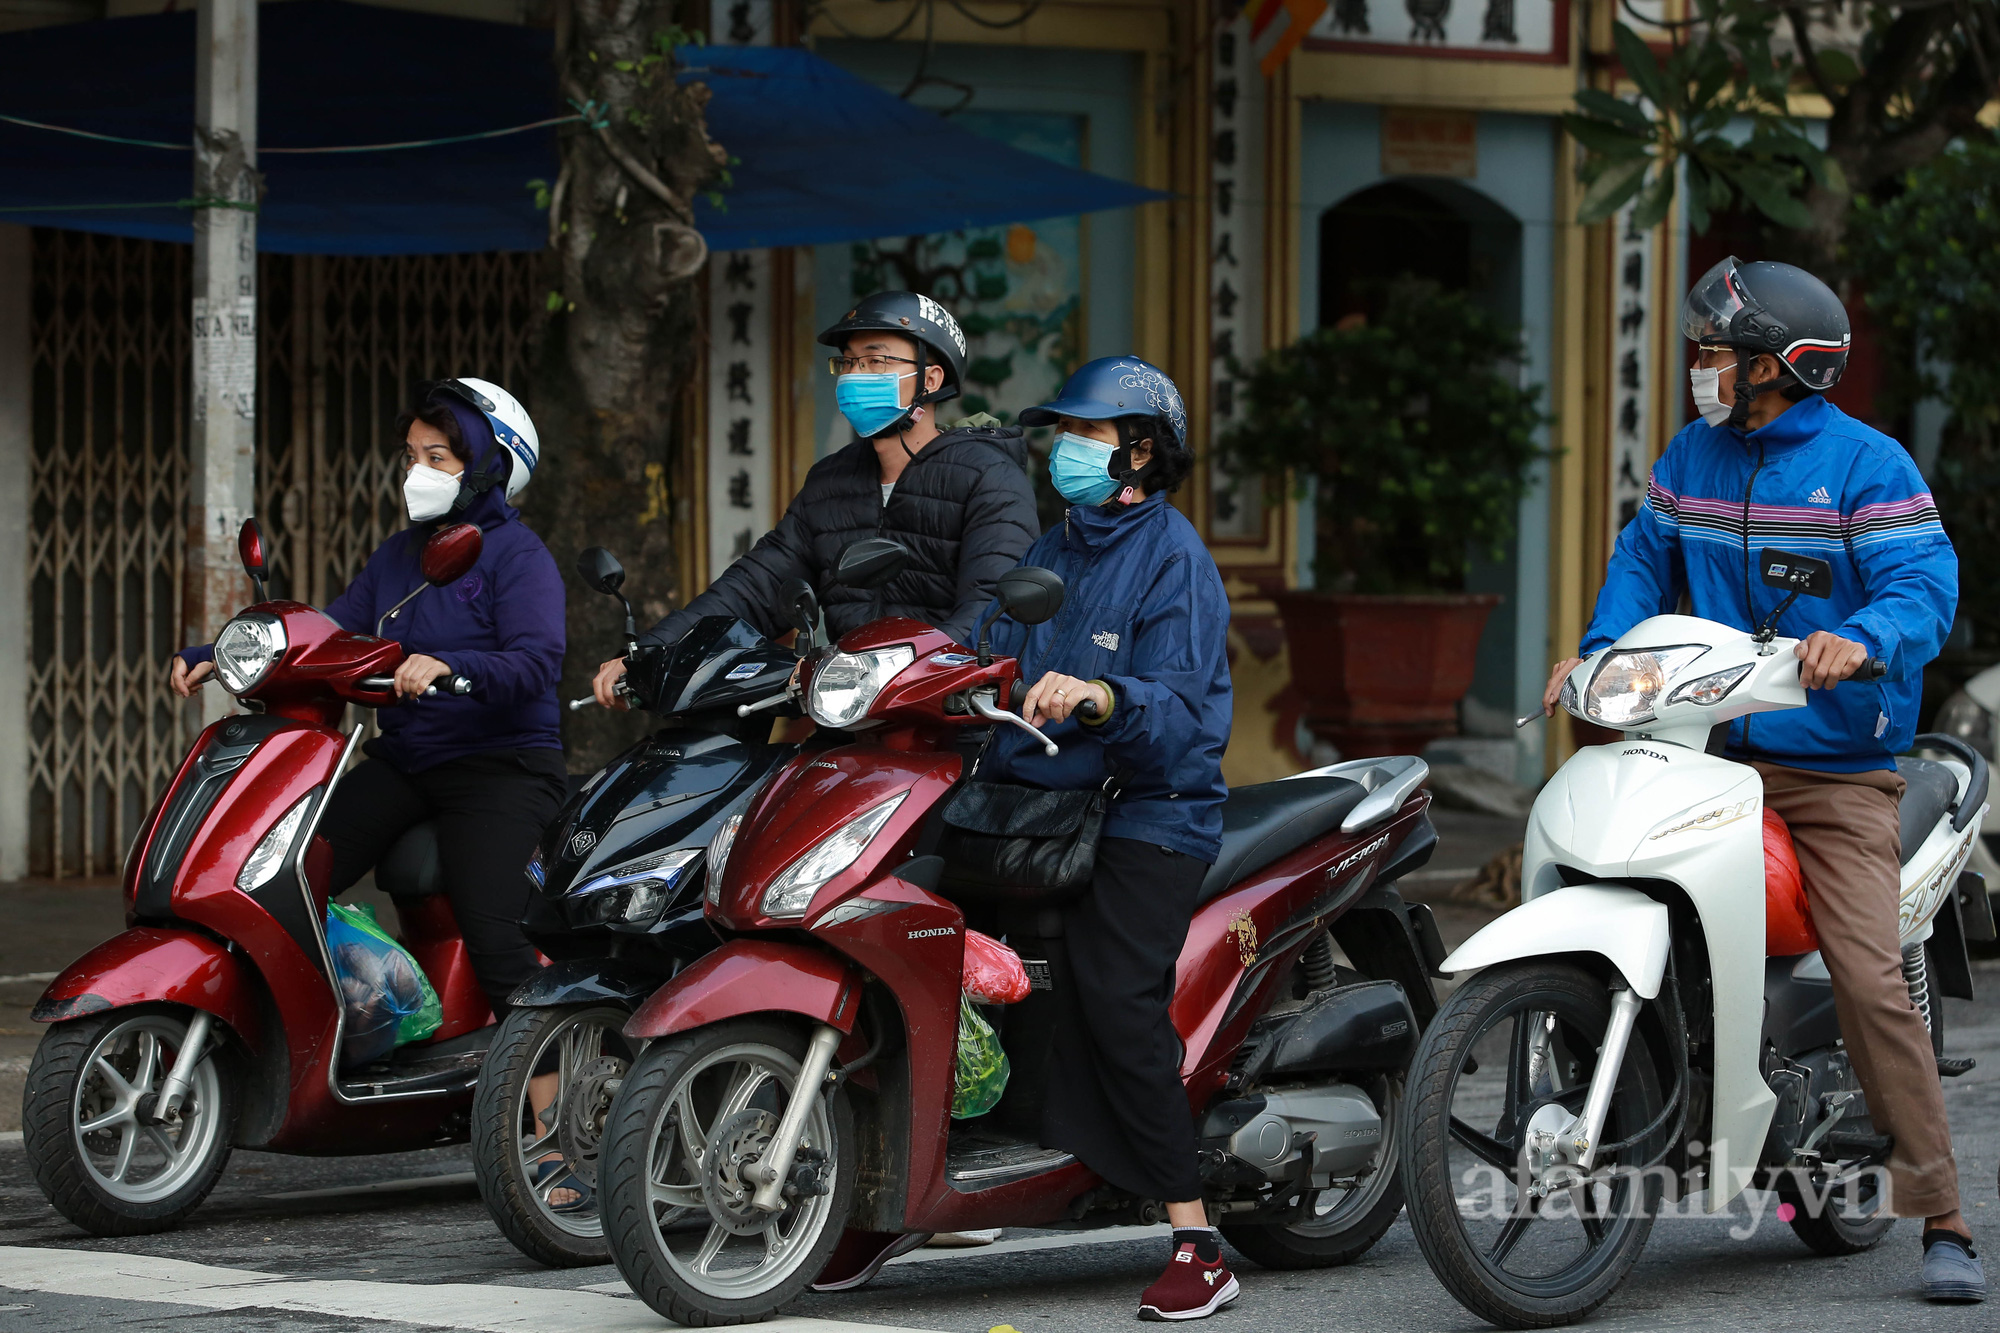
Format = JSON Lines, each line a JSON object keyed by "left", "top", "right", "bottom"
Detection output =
{"left": 532, "top": 1156, "right": 595, "bottom": 1215}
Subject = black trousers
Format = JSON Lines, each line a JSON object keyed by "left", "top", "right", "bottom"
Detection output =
{"left": 1041, "top": 837, "right": 1206, "bottom": 1203}
{"left": 319, "top": 748, "right": 567, "bottom": 1015}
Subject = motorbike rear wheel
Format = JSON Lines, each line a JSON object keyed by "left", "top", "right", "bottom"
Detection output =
{"left": 1400, "top": 962, "right": 1665, "bottom": 1329}
{"left": 471, "top": 1001, "right": 637, "bottom": 1267}
{"left": 601, "top": 1017, "right": 854, "bottom": 1326}
{"left": 1221, "top": 1075, "right": 1407, "bottom": 1269}
{"left": 23, "top": 1006, "right": 236, "bottom": 1236}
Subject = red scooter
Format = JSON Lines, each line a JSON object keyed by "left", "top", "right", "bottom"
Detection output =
{"left": 596, "top": 545, "right": 1450, "bottom": 1325}
{"left": 24, "top": 518, "right": 498, "bottom": 1235}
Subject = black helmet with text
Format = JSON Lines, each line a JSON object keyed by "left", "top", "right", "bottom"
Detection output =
{"left": 816, "top": 291, "right": 968, "bottom": 440}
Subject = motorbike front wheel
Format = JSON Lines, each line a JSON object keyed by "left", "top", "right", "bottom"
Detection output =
{"left": 601, "top": 1017, "right": 855, "bottom": 1326}
{"left": 23, "top": 1006, "right": 237, "bottom": 1236}
{"left": 471, "top": 1001, "right": 638, "bottom": 1267}
{"left": 1400, "top": 962, "right": 1665, "bottom": 1329}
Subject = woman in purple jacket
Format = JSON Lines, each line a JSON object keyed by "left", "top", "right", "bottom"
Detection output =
{"left": 170, "top": 378, "right": 566, "bottom": 1019}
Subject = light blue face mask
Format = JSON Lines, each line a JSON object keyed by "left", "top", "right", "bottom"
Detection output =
{"left": 835, "top": 371, "right": 915, "bottom": 439}
{"left": 1049, "top": 430, "right": 1120, "bottom": 505}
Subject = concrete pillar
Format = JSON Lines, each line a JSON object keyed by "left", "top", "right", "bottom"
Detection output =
{"left": 187, "top": 0, "right": 259, "bottom": 726}
{"left": 0, "top": 226, "right": 28, "bottom": 880}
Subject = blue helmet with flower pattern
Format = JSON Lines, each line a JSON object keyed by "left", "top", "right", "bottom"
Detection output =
{"left": 1019, "top": 355, "right": 1188, "bottom": 453}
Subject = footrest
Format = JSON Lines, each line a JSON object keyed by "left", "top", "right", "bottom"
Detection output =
{"left": 1938, "top": 1056, "right": 1977, "bottom": 1078}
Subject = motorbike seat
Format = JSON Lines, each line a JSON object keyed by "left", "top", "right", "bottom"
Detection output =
{"left": 1196, "top": 777, "right": 1368, "bottom": 906}
{"left": 375, "top": 821, "right": 444, "bottom": 898}
{"left": 1895, "top": 756, "right": 1959, "bottom": 866}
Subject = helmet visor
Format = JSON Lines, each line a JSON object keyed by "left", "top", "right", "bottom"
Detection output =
{"left": 1681, "top": 257, "right": 1752, "bottom": 345}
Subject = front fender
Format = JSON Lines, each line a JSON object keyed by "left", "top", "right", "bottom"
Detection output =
{"left": 623, "top": 938, "right": 860, "bottom": 1041}
{"left": 508, "top": 956, "right": 676, "bottom": 1009}
{"left": 34, "top": 927, "right": 260, "bottom": 1047}
{"left": 1439, "top": 884, "right": 1671, "bottom": 998}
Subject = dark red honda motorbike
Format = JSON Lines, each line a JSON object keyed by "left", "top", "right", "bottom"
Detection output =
{"left": 596, "top": 544, "right": 1450, "bottom": 1324}
{"left": 24, "top": 518, "right": 498, "bottom": 1235}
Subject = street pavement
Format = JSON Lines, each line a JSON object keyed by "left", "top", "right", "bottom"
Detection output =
{"left": 0, "top": 810, "right": 1994, "bottom": 1331}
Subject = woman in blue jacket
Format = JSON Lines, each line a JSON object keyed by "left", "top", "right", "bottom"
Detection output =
{"left": 171, "top": 378, "right": 566, "bottom": 1019}
{"left": 979, "top": 357, "right": 1236, "bottom": 1322}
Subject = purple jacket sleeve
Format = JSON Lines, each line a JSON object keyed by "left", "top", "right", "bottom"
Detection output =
{"left": 428, "top": 540, "right": 566, "bottom": 705}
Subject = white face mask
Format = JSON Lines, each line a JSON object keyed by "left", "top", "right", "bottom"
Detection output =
{"left": 403, "top": 463, "right": 462, "bottom": 523}
{"left": 1689, "top": 361, "right": 1736, "bottom": 428}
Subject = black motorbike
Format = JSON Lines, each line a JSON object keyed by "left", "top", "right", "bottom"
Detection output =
{"left": 469, "top": 546, "right": 799, "bottom": 1267}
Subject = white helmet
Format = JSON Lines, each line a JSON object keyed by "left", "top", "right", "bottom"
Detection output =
{"left": 437, "top": 376, "right": 540, "bottom": 502}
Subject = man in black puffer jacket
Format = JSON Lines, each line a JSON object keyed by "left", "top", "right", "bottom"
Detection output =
{"left": 593, "top": 291, "right": 1038, "bottom": 705}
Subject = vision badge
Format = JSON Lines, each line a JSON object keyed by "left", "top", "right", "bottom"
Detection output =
{"left": 1227, "top": 912, "right": 1258, "bottom": 968}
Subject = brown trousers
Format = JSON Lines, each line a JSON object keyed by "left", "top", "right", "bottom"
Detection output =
{"left": 1754, "top": 761, "right": 1959, "bottom": 1217}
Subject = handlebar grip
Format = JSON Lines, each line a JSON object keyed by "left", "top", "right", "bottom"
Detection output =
{"left": 1075, "top": 697, "right": 1101, "bottom": 721}
{"left": 423, "top": 675, "right": 472, "bottom": 697}
{"left": 1861, "top": 657, "right": 1889, "bottom": 681}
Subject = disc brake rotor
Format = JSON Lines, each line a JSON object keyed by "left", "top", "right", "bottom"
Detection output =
{"left": 701, "top": 1107, "right": 779, "bottom": 1236}
{"left": 555, "top": 1055, "right": 627, "bottom": 1189}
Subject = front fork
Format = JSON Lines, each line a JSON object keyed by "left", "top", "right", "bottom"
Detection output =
{"left": 1524, "top": 985, "right": 1645, "bottom": 1190}
{"left": 746, "top": 1022, "right": 843, "bottom": 1213}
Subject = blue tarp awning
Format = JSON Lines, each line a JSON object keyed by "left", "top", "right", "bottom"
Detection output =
{"left": 0, "top": 2, "right": 1162, "bottom": 254}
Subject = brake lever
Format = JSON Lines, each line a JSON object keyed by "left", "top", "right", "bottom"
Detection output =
{"left": 969, "top": 690, "right": 1059, "bottom": 757}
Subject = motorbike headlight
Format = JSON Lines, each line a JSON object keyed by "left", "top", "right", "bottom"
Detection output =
{"left": 238, "top": 792, "right": 315, "bottom": 892}
{"left": 212, "top": 611, "right": 288, "bottom": 695}
{"left": 569, "top": 847, "right": 702, "bottom": 929}
{"left": 1584, "top": 645, "right": 1710, "bottom": 727}
{"left": 807, "top": 645, "right": 915, "bottom": 730}
{"left": 705, "top": 813, "right": 743, "bottom": 907}
{"left": 1666, "top": 662, "right": 1754, "bottom": 708}
{"left": 1935, "top": 691, "right": 1997, "bottom": 761}
{"left": 1558, "top": 669, "right": 1580, "bottom": 715}
{"left": 760, "top": 791, "right": 907, "bottom": 919}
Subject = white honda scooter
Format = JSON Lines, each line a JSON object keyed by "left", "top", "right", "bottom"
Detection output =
{"left": 1397, "top": 548, "right": 1992, "bottom": 1329}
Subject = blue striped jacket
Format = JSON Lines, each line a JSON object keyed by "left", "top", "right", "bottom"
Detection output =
{"left": 1582, "top": 394, "right": 1957, "bottom": 772}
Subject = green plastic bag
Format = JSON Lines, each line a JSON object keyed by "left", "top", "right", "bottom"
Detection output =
{"left": 952, "top": 996, "right": 1010, "bottom": 1120}
{"left": 328, "top": 902, "right": 442, "bottom": 1046}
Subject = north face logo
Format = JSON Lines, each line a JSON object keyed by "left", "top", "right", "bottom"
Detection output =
{"left": 1807, "top": 486, "right": 1833, "bottom": 505}
{"left": 1092, "top": 631, "right": 1120, "bottom": 651}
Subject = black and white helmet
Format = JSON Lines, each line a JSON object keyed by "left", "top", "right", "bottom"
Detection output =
{"left": 817, "top": 290, "right": 968, "bottom": 405}
{"left": 1681, "top": 257, "right": 1851, "bottom": 394}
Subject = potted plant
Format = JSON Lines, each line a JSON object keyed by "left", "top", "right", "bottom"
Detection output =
{"left": 1218, "top": 278, "right": 1550, "bottom": 758}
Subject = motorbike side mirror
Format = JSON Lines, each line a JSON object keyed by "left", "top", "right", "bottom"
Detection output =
{"left": 237, "top": 517, "right": 267, "bottom": 601}
{"left": 420, "top": 523, "right": 483, "bottom": 587}
{"left": 781, "top": 577, "right": 821, "bottom": 655}
{"left": 1754, "top": 547, "right": 1832, "bottom": 646}
{"left": 976, "top": 566, "right": 1066, "bottom": 667}
{"left": 833, "top": 537, "right": 912, "bottom": 591}
{"left": 577, "top": 546, "right": 626, "bottom": 596}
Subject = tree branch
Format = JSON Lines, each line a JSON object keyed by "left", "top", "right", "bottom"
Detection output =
{"left": 562, "top": 76, "right": 696, "bottom": 225}
{"left": 1784, "top": 6, "right": 1839, "bottom": 104}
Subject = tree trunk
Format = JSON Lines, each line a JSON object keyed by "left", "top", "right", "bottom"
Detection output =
{"left": 519, "top": 1, "right": 721, "bottom": 771}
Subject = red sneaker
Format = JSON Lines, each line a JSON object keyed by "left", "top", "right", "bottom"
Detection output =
{"left": 1138, "top": 1242, "right": 1240, "bottom": 1321}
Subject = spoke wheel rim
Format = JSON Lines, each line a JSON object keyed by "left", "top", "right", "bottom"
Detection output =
{"left": 71, "top": 1012, "right": 224, "bottom": 1205}
{"left": 1288, "top": 1077, "right": 1402, "bottom": 1237}
{"left": 1441, "top": 995, "right": 1655, "bottom": 1298}
{"left": 511, "top": 1006, "right": 631, "bottom": 1239}
{"left": 641, "top": 1040, "right": 837, "bottom": 1302}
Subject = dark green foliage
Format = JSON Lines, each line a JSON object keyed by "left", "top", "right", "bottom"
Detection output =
{"left": 1849, "top": 139, "right": 2000, "bottom": 645}
{"left": 1217, "top": 280, "right": 1549, "bottom": 595}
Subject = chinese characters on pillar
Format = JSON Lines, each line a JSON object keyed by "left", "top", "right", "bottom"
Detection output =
{"left": 1208, "top": 16, "right": 1263, "bottom": 541}
{"left": 707, "top": 0, "right": 773, "bottom": 578}
{"left": 1608, "top": 199, "right": 1652, "bottom": 548}
{"left": 708, "top": 239, "right": 772, "bottom": 575}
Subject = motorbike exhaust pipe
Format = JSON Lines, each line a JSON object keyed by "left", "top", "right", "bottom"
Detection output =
{"left": 747, "top": 1022, "right": 843, "bottom": 1213}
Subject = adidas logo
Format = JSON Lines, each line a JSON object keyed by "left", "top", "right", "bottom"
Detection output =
{"left": 1806, "top": 486, "right": 1833, "bottom": 505}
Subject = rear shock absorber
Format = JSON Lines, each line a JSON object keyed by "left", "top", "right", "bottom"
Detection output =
{"left": 1901, "top": 941, "right": 1933, "bottom": 1036}
{"left": 1300, "top": 931, "right": 1339, "bottom": 992}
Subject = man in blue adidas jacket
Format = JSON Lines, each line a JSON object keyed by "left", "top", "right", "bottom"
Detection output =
{"left": 1544, "top": 259, "right": 1979, "bottom": 1303}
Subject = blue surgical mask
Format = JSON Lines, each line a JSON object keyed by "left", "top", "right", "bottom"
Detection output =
{"left": 835, "top": 371, "right": 915, "bottom": 439}
{"left": 1049, "top": 431, "right": 1120, "bottom": 505}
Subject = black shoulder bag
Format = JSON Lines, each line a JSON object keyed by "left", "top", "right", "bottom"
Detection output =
{"left": 934, "top": 773, "right": 1124, "bottom": 903}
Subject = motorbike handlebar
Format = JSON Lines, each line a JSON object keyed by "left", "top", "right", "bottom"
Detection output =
{"left": 1860, "top": 657, "right": 1889, "bottom": 681}
{"left": 357, "top": 674, "right": 472, "bottom": 698}
{"left": 1008, "top": 676, "right": 1102, "bottom": 721}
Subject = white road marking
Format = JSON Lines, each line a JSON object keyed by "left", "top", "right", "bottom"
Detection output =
{"left": 579, "top": 1224, "right": 1173, "bottom": 1297}
{"left": 262, "top": 1171, "right": 478, "bottom": 1201}
{"left": 0, "top": 971, "right": 55, "bottom": 985}
{"left": 0, "top": 1246, "right": 945, "bottom": 1332}
{"left": 0, "top": 1131, "right": 22, "bottom": 1147}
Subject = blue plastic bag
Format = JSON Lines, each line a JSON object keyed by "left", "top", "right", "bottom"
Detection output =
{"left": 326, "top": 903, "right": 430, "bottom": 1069}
